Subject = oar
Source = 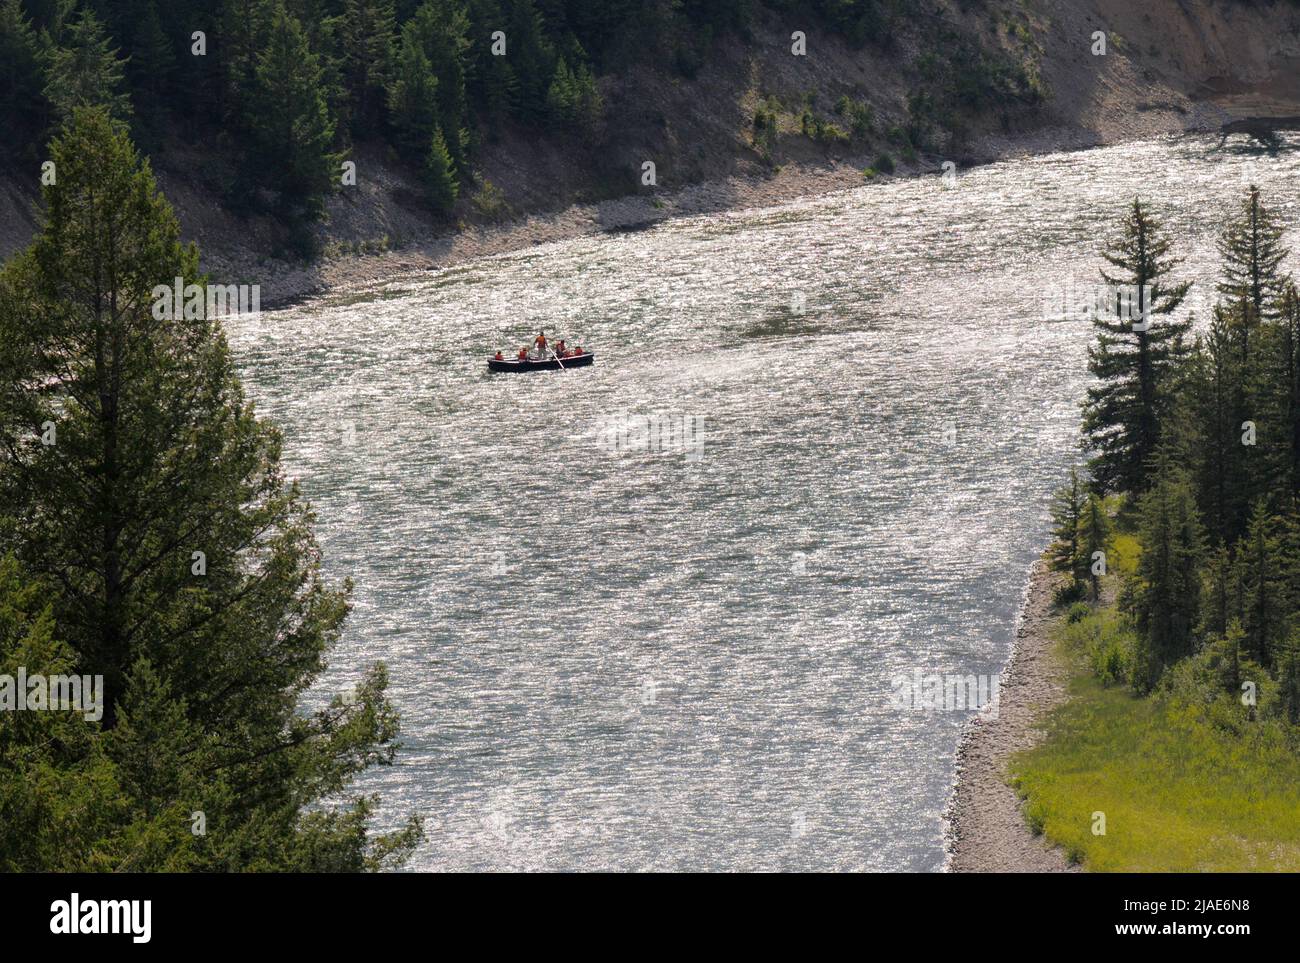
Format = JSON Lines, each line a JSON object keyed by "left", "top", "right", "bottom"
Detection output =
{"left": 549, "top": 347, "right": 565, "bottom": 369}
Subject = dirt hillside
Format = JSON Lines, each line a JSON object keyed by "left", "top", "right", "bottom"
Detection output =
{"left": 2, "top": 0, "right": 1298, "bottom": 301}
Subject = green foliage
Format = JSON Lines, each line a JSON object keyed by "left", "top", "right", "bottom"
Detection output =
{"left": 0, "top": 554, "right": 128, "bottom": 871}
{"left": 0, "top": 109, "right": 418, "bottom": 870}
{"left": 0, "top": 0, "right": 47, "bottom": 155}
{"left": 388, "top": 27, "right": 439, "bottom": 163}
{"left": 246, "top": 2, "right": 339, "bottom": 236}
{"left": 834, "top": 95, "right": 874, "bottom": 138}
{"left": 1127, "top": 461, "right": 1205, "bottom": 691}
{"left": 546, "top": 55, "right": 602, "bottom": 133}
{"left": 873, "top": 151, "right": 895, "bottom": 174}
{"left": 751, "top": 100, "right": 779, "bottom": 159}
{"left": 43, "top": 8, "right": 132, "bottom": 125}
{"left": 1079, "top": 493, "right": 1112, "bottom": 600}
{"left": 1048, "top": 467, "right": 1090, "bottom": 593}
{"left": 470, "top": 177, "right": 511, "bottom": 221}
{"left": 1082, "top": 199, "right": 1192, "bottom": 495}
{"left": 424, "top": 124, "right": 458, "bottom": 214}
{"left": 1217, "top": 185, "right": 1291, "bottom": 324}
{"left": 340, "top": 0, "right": 397, "bottom": 138}
{"left": 1011, "top": 657, "right": 1300, "bottom": 871}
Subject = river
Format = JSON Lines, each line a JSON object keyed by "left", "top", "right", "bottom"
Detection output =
{"left": 225, "top": 133, "right": 1299, "bottom": 871}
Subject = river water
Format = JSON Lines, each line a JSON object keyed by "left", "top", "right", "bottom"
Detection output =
{"left": 226, "top": 134, "right": 1299, "bottom": 871}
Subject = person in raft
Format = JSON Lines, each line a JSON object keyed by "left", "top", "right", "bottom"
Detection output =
{"left": 555, "top": 339, "right": 567, "bottom": 357}
{"left": 517, "top": 346, "right": 528, "bottom": 360}
{"left": 494, "top": 351, "right": 504, "bottom": 361}
{"left": 533, "top": 331, "right": 548, "bottom": 358}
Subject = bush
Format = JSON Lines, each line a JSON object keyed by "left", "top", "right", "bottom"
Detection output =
{"left": 1052, "top": 579, "right": 1085, "bottom": 608}
{"left": 1065, "top": 601, "right": 1091, "bottom": 623}
{"left": 471, "top": 178, "right": 511, "bottom": 222}
{"left": 834, "top": 95, "right": 875, "bottom": 138}
{"left": 873, "top": 152, "right": 895, "bottom": 175}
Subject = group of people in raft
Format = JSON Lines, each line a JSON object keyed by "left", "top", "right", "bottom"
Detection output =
{"left": 493, "top": 331, "right": 585, "bottom": 362}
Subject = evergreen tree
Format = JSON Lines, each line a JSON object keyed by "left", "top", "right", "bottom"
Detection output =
{"left": 465, "top": 0, "right": 518, "bottom": 119}
{"left": 1271, "top": 282, "right": 1300, "bottom": 498}
{"left": 546, "top": 54, "right": 578, "bottom": 123}
{"left": 505, "top": 0, "right": 555, "bottom": 117}
{"left": 425, "top": 123, "right": 459, "bottom": 214}
{"left": 0, "top": 554, "right": 127, "bottom": 871}
{"left": 221, "top": 0, "right": 272, "bottom": 117}
{"left": 1079, "top": 492, "right": 1112, "bottom": 600}
{"left": 571, "top": 57, "right": 603, "bottom": 133}
{"left": 406, "top": 0, "right": 471, "bottom": 176}
{"left": 1048, "top": 467, "right": 1086, "bottom": 587}
{"left": 43, "top": 8, "right": 132, "bottom": 124}
{"left": 1198, "top": 545, "right": 1243, "bottom": 643}
{"left": 1240, "top": 501, "right": 1283, "bottom": 666}
{"left": 388, "top": 27, "right": 439, "bottom": 162}
{"left": 1277, "top": 633, "right": 1300, "bottom": 725}
{"left": 1082, "top": 199, "right": 1192, "bottom": 495}
{"left": 127, "top": 0, "right": 177, "bottom": 146}
{"left": 1217, "top": 185, "right": 1291, "bottom": 326}
{"left": 1128, "top": 460, "right": 1205, "bottom": 690}
{"left": 248, "top": 2, "right": 338, "bottom": 235}
{"left": 0, "top": 0, "right": 47, "bottom": 155}
{"left": 1184, "top": 309, "right": 1255, "bottom": 544}
{"left": 0, "top": 109, "right": 418, "bottom": 869}
{"left": 340, "top": 0, "right": 396, "bottom": 138}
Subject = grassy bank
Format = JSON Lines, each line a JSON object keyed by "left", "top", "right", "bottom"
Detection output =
{"left": 1009, "top": 591, "right": 1300, "bottom": 872}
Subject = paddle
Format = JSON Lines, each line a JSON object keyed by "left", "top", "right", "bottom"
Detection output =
{"left": 548, "top": 346, "right": 565, "bottom": 369}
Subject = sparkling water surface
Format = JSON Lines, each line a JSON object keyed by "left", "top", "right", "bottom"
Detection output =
{"left": 225, "top": 135, "right": 1300, "bottom": 871}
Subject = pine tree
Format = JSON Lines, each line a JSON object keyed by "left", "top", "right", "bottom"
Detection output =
{"left": 1184, "top": 308, "right": 1258, "bottom": 544}
{"left": 0, "top": 554, "right": 127, "bottom": 871}
{"left": 1048, "top": 467, "right": 1086, "bottom": 587}
{"left": 505, "top": 0, "right": 555, "bottom": 118}
{"left": 340, "top": 0, "right": 396, "bottom": 138}
{"left": 405, "top": 0, "right": 471, "bottom": 176}
{"left": 43, "top": 8, "right": 133, "bottom": 124}
{"left": 465, "top": 0, "right": 518, "bottom": 119}
{"left": 0, "top": 0, "right": 46, "bottom": 155}
{"left": 1198, "top": 544, "right": 1243, "bottom": 642}
{"left": 1129, "top": 459, "right": 1205, "bottom": 690}
{"left": 425, "top": 123, "right": 459, "bottom": 214}
{"left": 546, "top": 55, "right": 578, "bottom": 124}
{"left": 388, "top": 27, "right": 439, "bottom": 163}
{"left": 1079, "top": 492, "right": 1112, "bottom": 600}
{"left": 0, "top": 109, "right": 418, "bottom": 869}
{"left": 1217, "top": 185, "right": 1291, "bottom": 327}
{"left": 1277, "top": 633, "right": 1300, "bottom": 725}
{"left": 248, "top": 2, "right": 338, "bottom": 233}
{"left": 221, "top": 0, "right": 272, "bottom": 117}
{"left": 1082, "top": 199, "right": 1192, "bottom": 495}
{"left": 572, "top": 57, "right": 603, "bottom": 134}
{"left": 1271, "top": 283, "right": 1300, "bottom": 498}
{"left": 1240, "top": 501, "right": 1283, "bottom": 666}
{"left": 127, "top": 0, "right": 177, "bottom": 146}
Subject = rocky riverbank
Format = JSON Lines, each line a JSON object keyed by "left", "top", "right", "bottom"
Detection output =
{"left": 945, "top": 558, "right": 1079, "bottom": 873}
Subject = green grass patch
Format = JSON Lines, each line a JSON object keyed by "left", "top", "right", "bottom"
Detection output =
{"left": 1010, "top": 610, "right": 1300, "bottom": 871}
{"left": 1108, "top": 532, "right": 1140, "bottom": 577}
